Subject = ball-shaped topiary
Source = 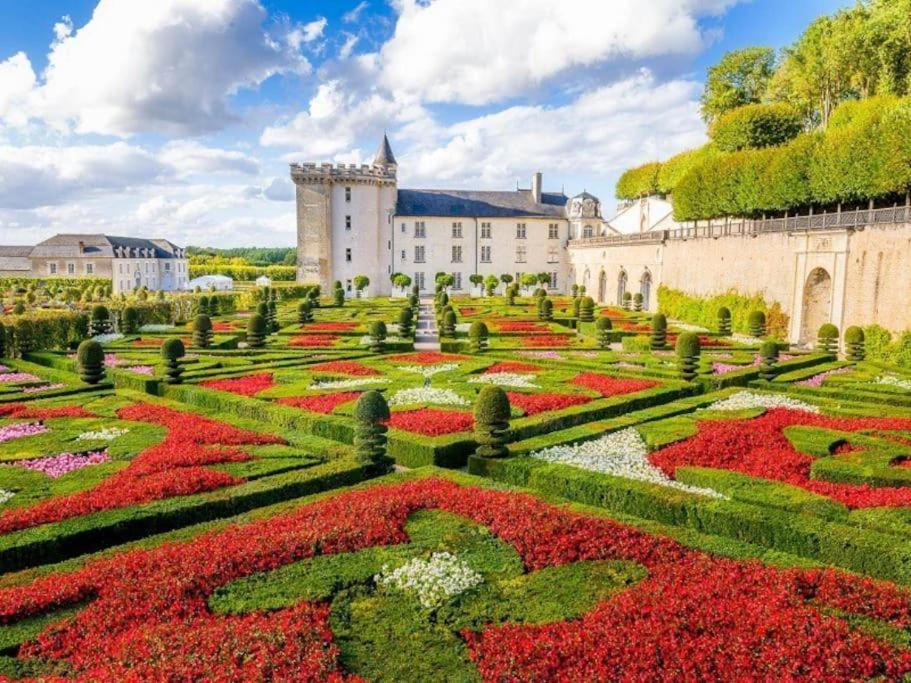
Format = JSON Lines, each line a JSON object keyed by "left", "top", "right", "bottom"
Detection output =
{"left": 297, "top": 300, "right": 313, "bottom": 325}
{"left": 759, "top": 340, "right": 779, "bottom": 381}
{"left": 333, "top": 287, "right": 345, "bottom": 306}
{"left": 369, "top": 320, "right": 387, "bottom": 353}
{"left": 121, "top": 306, "right": 139, "bottom": 335}
{"left": 441, "top": 309, "right": 457, "bottom": 337}
{"left": 595, "top": 316, "right": 613, "bottom": 349}
{"left": 844, "top": 326, "right": 865, "bottom": 361}
{"left": 192, "top": 314, "right": 213, "bottom": 348}
{"left": 622, "top": 291, "right": 633, "bottom": 311}
{"left": 76, "top": 339, "right": 106, "bottom": 384}
{"left": 246, "top": 314, "right": 267, "bottom": 348}
{"left": 161, "top": 338, "right": 185, "bottom": 384}
{"left": 89, "top": 305, "right": 111, "bottom": 336}
{"left": 579, "top": 296, "right": 595, "bottom": 322}
{"left": 817, "top": 323, "right": 839, "bottom": 354}
{"left": 474, "top": 385, "right": 510, "bottom": 458}
{"left": 353, "top": 390, "right": 392, "bottom": 472}
{"left": 717, "top": 306, "right": 732, "bottom": 336}
{"left": 650, "top": 313, "right": 667, "bottom": 350}
{"left": 633, "top": 292, "right": 643, "bottom": 312}
{"left": 469, "top": 321, "right": 489, "bottom": 353}
{"left": 397, "top": 307, "right": 414, "bottom": 337}
{"left": 539, "top": 298, "right": 553, "bottom": 322}
{"left": 748, "top": 310, "right": 766, "bottom": 338}
{"left": 675, "top": 331, "right": 701, "bottom": 381}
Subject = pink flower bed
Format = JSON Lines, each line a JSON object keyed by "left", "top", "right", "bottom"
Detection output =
{"left": 126, "top": 366, "right": 155, "bottom": 376}
{"left": 16, "top": 450, "right": 110, "bottom": 478}
{"left": 22, "top": 384, "right": 65, "bottom": 393}
{"left": 797, "top": 366, "right": 852, "bottom": 387}
{"left": 0, "top": 373, "right": 40, "bottom": 383}
{"left": 0, "top": 422, "right": 48, "bottom": 444}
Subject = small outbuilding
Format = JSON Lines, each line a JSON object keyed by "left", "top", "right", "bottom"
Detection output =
{"left": 255, "top": 275, "right": 272, "bottom": 288}
{"left": 185, "top": 274, "right": 234, "bottom": 291}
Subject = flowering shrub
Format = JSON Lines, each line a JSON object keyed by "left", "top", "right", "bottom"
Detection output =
{"left": 797, "top": 367, "right": 852, "bottom": 387}
{"left": 376, "top": 552, "right": 483, "bottom": 609}
{"left": 517, "top": 350, "right": 562, "bottom": 359}
{"left": 132, "top": 338, "right": 164, "bottom": 347}
{"left": 289, "top": 335, "right": 338, "bottom": 347}
{"left": 309, "top": 360, "right": 379, "bottom": 376}
{"left": 0, "top": 478, "right": 909, "bottom": 680}
{"left": 708, "top": 391, "right": 818, "bottom": 413}
{"left": 278, "top": 392, "right": 361, "bottom": 414}
{"left": 459, "top": 307, "right": 479, "bottom": 316}
{"left": 139, "top": 324, "right": 174, "bottom": 332}
{"left": 650, "top": 408, "right": 911, "bottom": 508}
{"left": 16, "top": 450, "right": 110, "bottom": 478}
{"left": 201, "top": 373, "right": 275, "bottom": 397}
{"left": 506, "top": 392, "right": 591, "bottom": 416}
{"left": 469, "top": 372, "right": 539, "bottom": 389}
{"left": 385, "top": 408, "right": 474, "bottom": 436}
{"left": 666, "top": 334, "right": 731, "bottom": 348}
{"left": 387, "top": 352, "right": 469, "bottom": 365}
{"left": 211, "top": 322, "right": 235, "bottom": 332}
{"left": 0, "top": 422, "right": 47, "bottom": 444}
{"left": 571, "top": 372, "right": 658, "bottom": 397}
{"left": 400, "top": 363, "right": 459, "bottom": 378}
{"left": 484, "top": 361, "right": 542, "bottom": 374}
{"left": 498, "top": 322, "right": 549, "bottom": 333}
{"left": 525, "top": 335, "right": 570, "bottom": 347}
{"left": 91, "top": 333, "right": 124, "bottom": 344}
{"left": 388, "top": 387, "right": 469, "bottom": 407}
{"left": 0, "top": 404, "right": 92, "bottom": 420}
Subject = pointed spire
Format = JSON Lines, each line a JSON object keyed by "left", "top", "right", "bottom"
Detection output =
{"left": 373, "top": 133, "right": 397, "bottom": 167}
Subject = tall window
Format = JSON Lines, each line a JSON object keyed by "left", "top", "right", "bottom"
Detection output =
{"left": 415, "top": 221, "right": 426, "bottom": 238}
{"left": 549, "top": 272, "right": 558, "bottom": 289}
{"left": 345, "top": 187, "right": 352, "bottom": 202}
{"left": 480, "top": 246, "right": 491, "bottom": 263}
{"left": 401, "top": 222, "right": 406, "bottom": 233}
{"left": 49, "top": 263, "right": 57, "bottom": 275}
{"left": 516, "top": 223, "right": 527, "bottom": 239}
{"left": 515, "top": 245, "right": 527, "bottom": 263}
{"left": 547, "top": 246, "right": 559, "bottom": 263}
{"left": 452, "top": 272, "right": 462, "bottom": 290}
{"left": 401, "top": 249, "right": 406, "bottom": 261}
{"left": 548, "top": 223, "right": 559, "bottom": 239}
{"left": 67, "top": 263, "right": 75, "bottom": 275}
{"left": 480, "top": 222, "right": 491, "bottom": 239}
{"left": 345, "top": 248, "right": 352, "bottom": 262}
{"left": 415, "top": 272, "right": 425, "bottom": 290}
{"left": 452, "top": 222, "right": 462, "bottom": 238}
{"left": 415, "top": 245, "right": 425, "bottom": 262}
{"left": 345, "top": 215, "right": 352, "bottom": 230}
{"left": 85, "top": 263, "right": 94, "bottom": 275}
{"left": 451, "top": 245, "right": 462, "bottom": 263}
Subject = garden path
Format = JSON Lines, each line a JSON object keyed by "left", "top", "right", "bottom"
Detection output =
{"left": 413, "top": 299, "right": 441, "bottom": 351}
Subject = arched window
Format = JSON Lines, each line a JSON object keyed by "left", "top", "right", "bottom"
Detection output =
{"left": 598, "top": 270, "right": 607, "bottom": 303}
{"left": 616, "top": 270, "right": 627, "bottom": 305}
{"left": 640, "top": 269, "right": 652, "bottom": 311}
{"left": 583, "top": 224, "right": 594, "bottom": 238}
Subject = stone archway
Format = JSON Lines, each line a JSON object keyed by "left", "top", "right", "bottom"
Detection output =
{"left": 598, "top": 270, "right": 607, "bottom": 303}
{"left": 799, "top": 267, "right": 833, "bottom": 345}
{"left": 616, "top": 270, "right": 628, "bottom": 306}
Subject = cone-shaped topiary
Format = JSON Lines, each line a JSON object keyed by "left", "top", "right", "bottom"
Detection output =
{"left": 256, "top": 302, "right": 269, "bottom": 320}
{"left": 198, "top": 296, "right": 209, "bottom": 317}
{"left": 297, "top": 300, "right": 313, "bottom": 324}
{"left": 622, "top": 291, "right": 632, "bottom": 311}
{"left": 161, "top": 338, "right": 185, "bottom": 384}
{"left": 121, "top": 306, "right": 139, "bottom": 335}
{"left": 817, "top": 323, "right": 839, "bottom": 354}
{"left": 247, "top": 314, "right": 267, "bottom": 348}
{"left": 595, "top": 316, "right": 612, "bottom": 349}
{"left": 650, "top": 313, "right": 667, "bottom": 350}
{"left": 717, "top": 306, "right": 732, "bottom": 336}
{"left": 539, "top": 298, "right": 553, "bottom": 321}
{"left": 333, "top": 287, "right": 345, "bottom": 306}
{"left": 369, "top": 320, "right": 387, "bottom": 353}
{"left": 209, "top": 296, "right": 220, "bottom": 316}
{"left": 89, "top": 305, "right": 110, "bottom": 336}
{"left": 442, "top": 309, "right": 457, "bottom": 337}
{"left": 748, "top": 310, "right": 766, "bottom": 338}
{"left": 633, "top": 292, "right": 643, "bottom": 312}
{"left": 759, "top": 340, "right": 779, "bottom": 381}
{"left": 76, "top": 339, "right": 106, "bottom": 384}
{"left": 353, "top": 390, "right": 392, "bottom": 472}
{"left": 469, "top": 321, "right": 489, "bottom": 353}
{"left": 192, "top": 314, "right": 213, "bottom": 348}
{"left": 579, "top": 296, "right": 595, "bottom": 322}
{"left": 267, "top": 300, "right": 278, "bottom": 333}
{"left": 398, "top": 307, "right": 414, "bottom": 337}
{"left": 474, "top": 385, "right": 510, "bottom": 458}
{"left": 676, "top": 331, "right": 701, "bottom": 381}
{"left": 844, "top": 326, "right": 865, "bottom": 361}
{"left": 506, "top": 285, "right": 517, "bottom": 306}
{"left": 572, "top": 297, "right": 581, "bottom": 319}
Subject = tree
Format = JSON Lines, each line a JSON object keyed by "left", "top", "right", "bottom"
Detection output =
{"left": 298, "top": 300, "right": 313, "bottom": 324}
{"left": 353, "top": 275, "right": 370, "bottom": 297}
{"left": 353, "top": 391, "right": 392, "bottom": 472}
{"left": 436, "top": 273, "right": 455, "bottom": 290}
{"left": 469, "top": 274, "right": 484, "bottom": 295}
{"left": 484, "top": 275, "right": 499, "bottom": 297}
{"left": 519, "top": 273, "right": 538, "bottom": 293}
{"left": 369, "top": 321, "right": 387, "bottom": 353}
{"left": 500, "top": 274, "right": 514, "bottom": 285}
{"left": 161, "top": 338, "right": 185, "bottom": 384}
{"left": 701, "top": 47, "right": 776, "bottom": 123}
{"left": 333, "top": 287, "right": 345, "bottom": 306}
{"left": 474, "top": 386, "right": 510, "bottom": 458}
{"left": 536, "top": 272, "right": 551, "bottom": 287}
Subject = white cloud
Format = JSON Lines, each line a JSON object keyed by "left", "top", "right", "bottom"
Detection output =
{"left": 380, "top": 0, "right": 738, "bottom": 104}
{"left": 0, "top": 53, "right": 37, "bottom": 128}
{"left": 343, "top": 2, "right": 370, "bottom": 24}
{"left": 289, "top": 17, "right": 328, "bottom": 49}
{"left": 339, "top": 33, "right": 360, "bottom": 60}
{"left": 158, "top": 141, "right": 260, "bottom": 176}
{"left": 262, "top": 177, "right": 295, "bottom": 201}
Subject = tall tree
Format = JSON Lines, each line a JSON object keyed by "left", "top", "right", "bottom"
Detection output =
{"left": 700, "top": 47, "right": 776, "bottom": 123}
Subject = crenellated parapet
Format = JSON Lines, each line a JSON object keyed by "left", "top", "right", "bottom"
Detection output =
{"left": 290, "top": 162, "right": 397, "bottom": 186}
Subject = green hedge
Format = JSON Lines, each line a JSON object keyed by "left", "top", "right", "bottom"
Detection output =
{"left": 189, "top": 264, "right": 296, "bottom": 281}
{"left": 656, "top": 285, "right": 789, "bottom": 338}
{"left": 616, "top": 161, "right": 662, "bottom": 199}
{"left": 709, "top": 103, "right": 803, "bottom": 152}
{"left": 0, "top": 311, "right": 88, "bottom": 357}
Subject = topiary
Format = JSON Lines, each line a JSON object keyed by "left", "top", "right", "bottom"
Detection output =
{"left": 474, "top": 385, "right": 510, "bottom": 458}
{"left": 469, "top": 321, "right": 489, "bottom": 353}
{"left": 256, "top": 301, "right": 269, "bottom": 320}
{"left": 0, "top": 322, "right": 5, "bottom": 357}
{"left": 844, "top": 326, "right": 865, "bottom": 361}
{"left": 572, "top": 297, "right": 581, "bottom": 320}
{"left": 506, "top": 285, "right": 517, "bottom": 306}
{"left": 267, "top": 300, "right": 278, "bottom": 333}
{"left": 539, "top": 298, "right": 553, "bottom": 322}
{"left": 675, "top": 332, "right": 701, "bottom": 381}
{"left": 333, "top": 287, "right": 345, "bottom": 306}
{"left": 441, "top": 309, "right": 457, "bottom": 337}
{"left": 353, "top": 391, "right": 392, "bottom": 472}
{"left": 650, "top": 313, "right": 667, "bottom": 350}
{"left": 192, "top": 314, "right": 213, "bottom": 348}
{"left": 12, "top": 302, "right": 25, "bottom": 315}
{"left": 595, "top": 316, "right": 612, "bottom": 349}
{"left": 817, "top": 323, "right": 839, "bottom": 354}
{"left": 411, "top": 284, "right": 419, "bottom": 297}
{"left": 198, "top": 295, "right": 209, "bottom": 316}
{"left": 121, "top": 306, "right": 139, "bottom": 335}
{"left": 748, "top": 310, "right": 766, "bottom": 338}
{"left": 369, "top": 321, "right": 387, "bottom": 353}
{"left": 397, "top": 307, "right": 414, "bottom": 337}
{"left": 161, "top": 338, "right": 185, "bottom": 384}
{"left": 759, "top": 340, "right": 779, "bottom": 381}
{"left": 90, "top": 305, "right": 111, "bottom": 336}
{"left": 297, "top": 300, "right": 313, "bottom": 324}
{"left": 579, "top": 296, "right": 595, "bottom": 322}
{"left": 247, "top": 314, "right": 267, "bottom": 348}
{"left": 76, "top": 339, "right": 106, "bottom": 384}
{"left": 633, "top": 292, "right": 643, "bottom": 312}
{"left": 717, "top": 306, "right": 732, "bottom": 336}
{"left": 408, "top": 294, "right": 419, "bottom": 310}
{"left": 622, "top": 291, "right": 632, "bottom": 311}
{"left": 438, "top": 291, "right": 449, "bottom": 308}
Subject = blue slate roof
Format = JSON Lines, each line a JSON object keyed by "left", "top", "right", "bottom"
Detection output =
{"left": 396, "top": 189, "right": 568, "bottom": 218}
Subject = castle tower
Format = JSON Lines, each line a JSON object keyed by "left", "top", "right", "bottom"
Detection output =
{"left": 291, "top": 135, "right": 398, "bottom": 294}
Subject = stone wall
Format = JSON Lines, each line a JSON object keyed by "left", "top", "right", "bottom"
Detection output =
{"left": 295, "top": 183, "right": 333, "bottom": 292}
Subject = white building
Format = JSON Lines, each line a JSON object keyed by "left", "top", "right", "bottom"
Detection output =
{"left": 292, "top": 135, "right": 608, "bottom": 296}
{"left": 607, "top": 196, "right": 678, "bottom": 235}
{"left": 186, "top": 274, "right": 233, "bottom": 291}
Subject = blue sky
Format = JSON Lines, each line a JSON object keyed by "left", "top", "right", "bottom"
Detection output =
{"left": 0, "top": 0, "right": 850, "bottom": 247}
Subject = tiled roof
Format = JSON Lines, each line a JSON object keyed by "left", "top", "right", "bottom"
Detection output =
{"left": 396, "top": 189, "right": 568, "bottom": 218}
{"left": 30, "top": 234, "right": 182, "bottom": 259}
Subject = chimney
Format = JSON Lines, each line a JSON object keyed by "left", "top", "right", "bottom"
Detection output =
{"left": 77, "top": 241, "right": 85, "bottom": 254}
{"left": 531, "top": 172, "right": 542, "bottom": 204}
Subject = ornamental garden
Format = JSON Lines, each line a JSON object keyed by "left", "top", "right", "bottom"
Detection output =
{"left": 4, "top": 278, "right": 911, "bottom": 679}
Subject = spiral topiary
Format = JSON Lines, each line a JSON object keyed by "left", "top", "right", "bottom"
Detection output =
{"left": 844, "top": 326, "right": 865, "bottom": 361}
{"left": 675, "top": 331, "right": 701, "bottom": 381}
{"left": 298, "top": 300, "right": 313, "bottom": 324}
{"left": 353, "top": 390, "right": 392, "bottom": 472}
{"left": 76, "top": 339, "right": 106, "bottom": 384}
{"left": 633, "top": 292, "right": 643, "bottom": 312}
{"left": 89, "top": 305, "right": 111, "bottom": 336}
{"left": 369, "top": 320, "right": 387, "bottom": 353}
{"left": 121, "top": 306, "right": 139, "bottom": 335}
{"left": 411, "top": 284, "right": 419, "bottom": 297}
{"left": 441, "top": 309, "right": 457, "bottom": 337}
{"left": 438, "top": 291, "right": 449, "bottom": 310}
{"left": 579, "top": 296, "right": 595, "bottom": 322}
{"left": 398, "top": 307, "right": 414, "bottom": 337}
{"left": 595, "top": 316, "right": 612, "bottom": 349}
{"left": 759, "top": 340, "right": 779, "bottom": 381}
{"left": 474, "top": 385, "right": 510, "bottom": 458}
{"left": 469, "top": 321, "right": 489, "bottom": 353}
{"left": 534, "top": 288, "right": 546, "bottom": 299}
{"left": 256, "top": 301, "right": 269, "bottom": 321}
{"left": 161, "top": 338, "right": 185, "bottom": 384}
{"left": 333, "top": 287, "right": 345, "bottom": 306}
{"left": 650, "top": 313, "right": 667, "bottom": 350}
{"left": 748, "top": 310, "right": 766, "bottom": 338}
{"left": 539, "top": 298, "right": 553, "bottom": 322}
{"left": 622, "top": 291, "right": 632, "bottom": 311}
{"left": 192, "top": 314, "right": 213, "bottom": 348}
{"left": 717, "top": 306, "right": 732, "bottom": 336}
{"left": 817, "top": 323, "right": 839, "bottom": 354}
{"left": 246, "top": 314, "right": 267, "bottom": 348}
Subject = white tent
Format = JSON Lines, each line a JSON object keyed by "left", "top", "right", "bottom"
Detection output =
{"left": 256, "top": 275, "right": 272, "bottom": 287}
{"left": 185, "top": 274, "right": 233, "bottom": 291}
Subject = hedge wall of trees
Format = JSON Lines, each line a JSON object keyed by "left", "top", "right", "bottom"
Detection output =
{"left": 656, "top": 285, "right": 789, "bottom": 339}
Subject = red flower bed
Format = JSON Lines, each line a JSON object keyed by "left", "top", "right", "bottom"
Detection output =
{"left": 485, "top": 361, "right": 543, "bottom": 374}
{"left": 459, "top": 307, "right": 479, "bottom": 316}
{"left": 666, "top": 333, "right": 731, "bottom": 347}
{"left": 132, "top": 338, "right": 164, "bottom": 347}
{"left": 211, "top": 321, "right": 234, "bottom": 332}
{"left": 278, "top": 392, "right": 361, "bottom": 414}
{"left": 309, "top": 360, "right": 379, "bottom": 376}
{"left": 506, "top": 392, "right": 592, "bottom": 416}
{"left": 620, "top": 322, "right": 651, "bottom": 333}
{"left": 201, "top": 373, "right": 275, "bottom": 397}
{"left": 525, "top": 335, "right": 570, "bottom": 347}
{"left": 386, "top": 352, "right": 468, "bottom": 365}
{"left": 289, "top": 335, "right": 338, "bottom": 347}
{"left": 0, "top": 404, "right": 283, "bottom": 535}
{"left": 498, "top": 322, "right": 549, "bottom": 333}
{"left": 385, "top": 408, "right": 474, "bottom": 436}
{"left": 571, "top": 372, "right": 658, "bottom": 397}
{"left": 0, "top": 403, "right": 92, "bottom": 419}
{"left": 304, "top": 322, "right": 358, "bottom": 332}
{"left": 1, "top": 478, "right": 910, "bottom": 680}
{"left": 650, "top": 408, "right": 911, "bottom": 508}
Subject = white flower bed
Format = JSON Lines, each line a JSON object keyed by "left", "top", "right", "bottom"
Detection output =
{"left": 388, "top": 387, "right": 469, "bottom": 407}
{"left": 359, "top": 335, "right": 406, "bottom": 345}
{"left": 707, "top": 391, "right": 819, "bottom": 413}
{"left": 531, "top": 428, "right": 724, "bottom": 499}
{"left": 730, "top": 333, "right": 763, "bottom": 345}
{"left": 0, "top": 490, "right": 14, "bottom": 506}
{"left": 91, "top": 333, "right": 124, "bottom": 345}
{"left": 375, "top": 552, "right": 483, "bottom": 609}
{"left": 455, "top": 323, "right": 471, "bottom": 333}
{"left": 139, "top": 324, "right": 174, "bottom": 332}
{"left": 309, "top": 377, "right": 389, "bottom": 390}
{"left": 401, "top": 363, "right": 460, "bottom": 378}
{"left": 670, "top": 321, "right": 710, "bottom": 333}
{"left": 876, "top": 375, "right": 911, "bottom": 391}
{"left": 77, "top": 427, "right": 129, "bottom": 441}
{"left": 468, "top": 372, "right": 538, "bottom": 388}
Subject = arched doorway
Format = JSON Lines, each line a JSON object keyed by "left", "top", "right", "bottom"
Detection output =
{"left": 799, "top": 267, "right": 833, "bottom": 345}
{"left": 598, "top": 270, "right": 607, "bottom": 303}
{"left": 616, "top": 270, "right": 627, "bottom": 305}
{"left": 582, "top": 268, "right": 591, "bottom": 294}
{"left": 640, "top": 270, "right": 652, "bottom": 311}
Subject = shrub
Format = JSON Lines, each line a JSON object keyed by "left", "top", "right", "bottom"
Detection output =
{"left": 571, "top": 284, "right": 579, "bottom": 297}
{"left": 297, "top": 300, "right": 313, "bottom": 324}
{"left": 247, "top": 314, "right": 267, "bottom": 348}
{"left": 474, "top": 386, "right": 510, "bottom": 458}
{"left": 709, "top": 103, "right": 803, "bottom": 152}
{"left": 759, "top": 340, "right": 779, "bottom": 381}
{"left": 844, "top": 326, "right": 865, "bottom": 361}
{"left": 441, "top": 310, "right": 457, "bottom": 337}
{"left": 0, "top": 322, "right": 4, "bottom": 357}
{"left": 484, "top": 275, "right": 498, "bottom": 296}
{"left": 717, "top": 306, "right": 732, "bottom": 335}
{"left": 438, "top": 291, "right": 449, "bottom": 309}
{"left": 353, "top": 391, "right": 391, "bottom": 472}
{"left": 748, "top": 310, "right": 766, "bottom": 338}
{"left": 817, "top": 323, "right": 839, "bottom": 354}
{"left": 333, "top": 287, "right": 345, "bottom": 307}
{"left": 595, "top": 317, "right": 613, "bottom": 349}
{"left": 256, "top": 301, "right": 269, "bottom": 321}
{"left": 197, "top": 296, "right": 209, "bottom": 316}
{"left": 192, "top": 314, "right": 213, "bottom": 348}
{"left": 398, "top": 307, "right": 414, "bottom": 337}
{"left": 267, "top": 300, "right": 278, "bottom": 333}
{"left": 633, "top": 292, "right": 643, "bottom": 312}
{"left": 408, "top": 294, "right": 419, "bottom": 310}
{"left": 622, "top": 291, "right": 632, "bottom": 311}
{"left": 469, "top": 321, "right": 489, "bottom": 353}
{"left": 572, "top": 297, "right": 581, "bottom": 319}
{"left": 539, "top": 298, "right": 553, "bottom": 321}
{"left": 506, "top": 285, "right": 517, "bottom": 306}
{"left": 12, "top": 302, "right": 25, "bottom": 315}
{"left": 121, "top": 306, "right": 139, "bottom": 334}
{"left": 76, "top": 339, "right": 106, "bottom": 384}
{"left": 658, "top": 286, "right": 787, "bottom": 339}
{"left": 675, "top": 332, "right": 700, "bottom": 381}
{"left": 369, "top": 321, "right": 387, "bottom": 353}
{"left": 579, "top": 296, "right": 595, "bottom": 322}
{"left": 650, "top": 313, "right": 667, "bottom": 349}
{"left": 208, "top": 296, "right": 220, "bottom": 316}
{"left": 89, "top": 305, "right": 111, "bottom": 336}
{"left": 161, "top": 338, "right": 185, "bottom": 384}
{"left": 616, "top": 161, "right": 662, "bottom": 199}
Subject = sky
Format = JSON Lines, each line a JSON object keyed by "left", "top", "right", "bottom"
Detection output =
{"left": 0, "top": 0, "right": 851, "bottom": 248}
